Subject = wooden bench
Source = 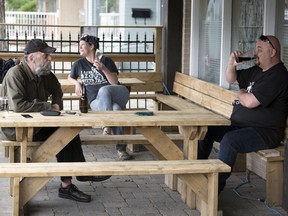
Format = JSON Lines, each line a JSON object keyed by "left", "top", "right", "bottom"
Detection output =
{"left": 1, "top": 133, "right": 184, "bottom": 162}
{"left": 153, "top": 71, "right": 287, "bottom": 206}
{"left": 55, "top": 72, "right": 163, "bottom": 110}
{"left": 0, "top": 160, "right": 230, "bottom": 216}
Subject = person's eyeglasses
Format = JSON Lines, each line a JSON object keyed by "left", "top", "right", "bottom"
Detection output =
{"left": 259, "top": 35, "right": 275, "bottom": 49}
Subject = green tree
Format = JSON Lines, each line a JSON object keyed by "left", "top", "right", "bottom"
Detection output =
{"left": 6, "top": 0, "right": 36, "bottom": 11}
{"left": 0, "top": 0, "right": 5, "bottom": 22}
{"left": 0, "top": 0, "right": 7, "bottom": 51}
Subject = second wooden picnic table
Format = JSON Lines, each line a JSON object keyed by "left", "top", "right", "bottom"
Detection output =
{"left": 58, "top": 77, "right": 145, "bottom": 93}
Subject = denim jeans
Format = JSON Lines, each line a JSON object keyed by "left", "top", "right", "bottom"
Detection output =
{"left": 90, "top": 85, "right": 130, "bottom": 151}
{"left": 198, "top": 126, "right": 268, "bottom": 192}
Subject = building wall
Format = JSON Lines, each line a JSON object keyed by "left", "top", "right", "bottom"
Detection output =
{"left": 119, "top": 0, "right": 160, "bottom": 42}
{"left": 120, "top": 0, "right": 158, "bottom": 26}
{"left": 162, "top": 0, "right": 183, "bottom": 93}
{"left": 57, "top": 0, "right": 84, "bottom": 39}
{"left": 182, "top": 0, "right": 191, "bottom": 75}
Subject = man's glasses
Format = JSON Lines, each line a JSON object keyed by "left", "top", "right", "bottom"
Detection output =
{"left": 259, "top": 35, "right": 275, "bottom": 49}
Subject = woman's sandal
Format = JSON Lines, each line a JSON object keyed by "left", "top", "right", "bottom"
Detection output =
{"left": 103, "top": 127, "right": 112, "bottom": 135}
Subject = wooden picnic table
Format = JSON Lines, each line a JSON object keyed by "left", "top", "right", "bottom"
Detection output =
{"left": 59, "top": 78, "right": 145, "bottom": 94}
{"left": 0, "top": 108, "right": 230, "bottom": 212}
{"left": 0, "top": 78, "right": 145, "bottom": 93}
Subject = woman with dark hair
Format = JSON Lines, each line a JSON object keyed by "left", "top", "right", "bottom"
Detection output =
{"left": 68, "top": 35, "right": 133, "bottom": 160}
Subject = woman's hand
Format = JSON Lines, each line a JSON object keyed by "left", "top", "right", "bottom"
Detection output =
{"left": 94, "top": 60, "right": 118, "bottom": 84}
{"left": 75, "top": 81, "right": 83, "bottom": 96}
{"left": 94, "top": 60, "right": 106, "bottom": 71}
{"left": 67, "top": 75, "right": 83, "bottom": 96}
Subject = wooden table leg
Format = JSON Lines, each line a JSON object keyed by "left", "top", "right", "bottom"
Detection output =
{"left": 206, "top": 172, "right": 219, "bottom": 216}
{"left": 139, "top": 126, "right": 184, "bottom": 190}
{"left": 9, "top": 128, "right": 28, "bottom": 196}
{"left": 20, "top": 128, "right": 28, "bottom": 163}
{"left": 178, "top": 126, "right": 208, "bottom": 209}
{"left": 139, "top": 126, "right": 183, "bottom": 160}
{"left": 177, "top": 126, "right": 198, "bottom": 207}
{"left": 19, "top": 127, "right": 82, "bottom": 207}
{"left": 179, "top": 172, "right": 219, "bottom": 216}
{"left": 125, "top": 126, "right": 140, "bottom": 152}
{"left": 12, "top": 177, "right": 20, "bottom": 216}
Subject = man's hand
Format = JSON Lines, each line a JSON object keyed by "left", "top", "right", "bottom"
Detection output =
{"left": 236, "top": 89, "right": 260, "bottom": 108}
{"left": 51, "top": 104, "right": 60, "bottom": 111}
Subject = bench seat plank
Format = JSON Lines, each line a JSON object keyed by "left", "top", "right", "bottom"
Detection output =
{"left": 1, "top": 134, "right": 184, "bottom": 147}
{"left": 81, "top": 133, "right": 184, "bottom": 145}
{"left": 0, "top": 160, "right": 230, "bottom": 216}
{"left": 0, "top": 160, "right": 230, "bottom": 177}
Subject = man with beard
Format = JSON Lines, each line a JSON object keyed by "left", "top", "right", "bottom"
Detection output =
{"left": 0, "top": 39, "right": 110, "bottom": 203}
{"left": 197, "top": 35, "right": 288, "bottom": 194}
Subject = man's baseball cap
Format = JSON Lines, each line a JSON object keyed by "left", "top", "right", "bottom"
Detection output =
{"left": 24, "top": 39, "right": 56, "bottom": 54}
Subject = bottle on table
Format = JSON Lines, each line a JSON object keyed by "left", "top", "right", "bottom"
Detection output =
{"left": 79, "top": 85, "right": 88, "bottom": 113}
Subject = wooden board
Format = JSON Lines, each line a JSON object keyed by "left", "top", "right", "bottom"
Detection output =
{"left": 0, "top": 160, "right": 231, "bottom": 177}
{"left": 0, "top": 110, "right": 231, "bottom": 128}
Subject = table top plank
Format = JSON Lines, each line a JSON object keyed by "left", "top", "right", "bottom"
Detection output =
{"left": 0, "top": 110, "right": 230, "bottom": 128}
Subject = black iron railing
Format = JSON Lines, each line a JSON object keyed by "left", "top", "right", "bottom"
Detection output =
{"left": 0, "top": 24, "right": 163, "bottom": 72}
{"left": 0, "top": 30, "right": 154, "bottom": 55}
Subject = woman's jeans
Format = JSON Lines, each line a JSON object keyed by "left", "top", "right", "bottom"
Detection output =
{"left": 198, "top": 126, "right": 268, "bottom": 193}
{"left": 90, "top": 85, "right": 130, "bottom": 151}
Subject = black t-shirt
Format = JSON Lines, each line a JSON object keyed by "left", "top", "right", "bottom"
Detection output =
{"left": 70, "top": 56, "right": 118, "bottom": 103}
{"left": 230, "top": 62, "right": 288, "bottom": 147}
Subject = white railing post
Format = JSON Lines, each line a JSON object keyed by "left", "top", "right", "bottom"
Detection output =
{"left": 5, "top": 11, "right": 58, "bottom": 39}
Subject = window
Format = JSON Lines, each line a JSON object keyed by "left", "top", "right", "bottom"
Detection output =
{"left": 100, "top": 0, "right": 119, "bottom": 13}
{"left": 198, "top": 0, "right": 222, "bottom": 84}
{"left": 231, "top": 0, "right": 263, "bottom": 70}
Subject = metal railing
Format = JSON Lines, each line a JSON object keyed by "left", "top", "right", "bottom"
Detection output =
{"left": 0, "top": 25, "right": 154, "bottom": 54}
{"left": 0, "top": 24, "right": 163, "bottom": 110}
{"left": 0, "top": 24, "right": 160, "bottom": 73}
{"left": 5, "top": 11, "right": 58, "bottom": 39}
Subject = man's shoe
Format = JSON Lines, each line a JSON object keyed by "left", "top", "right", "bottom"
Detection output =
{"left": 58, "top": 184, "right": 91, "bottom": 202}
{"left": 117, "top": 150, "right": 134, "bottom": 160}
{"left": 76, "top": 175, "right": 111, "bottom": 182}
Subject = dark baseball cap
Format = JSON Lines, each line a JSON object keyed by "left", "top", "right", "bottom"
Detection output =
{"left": 24, "top": 39, "right": 56, "bottom": 54}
